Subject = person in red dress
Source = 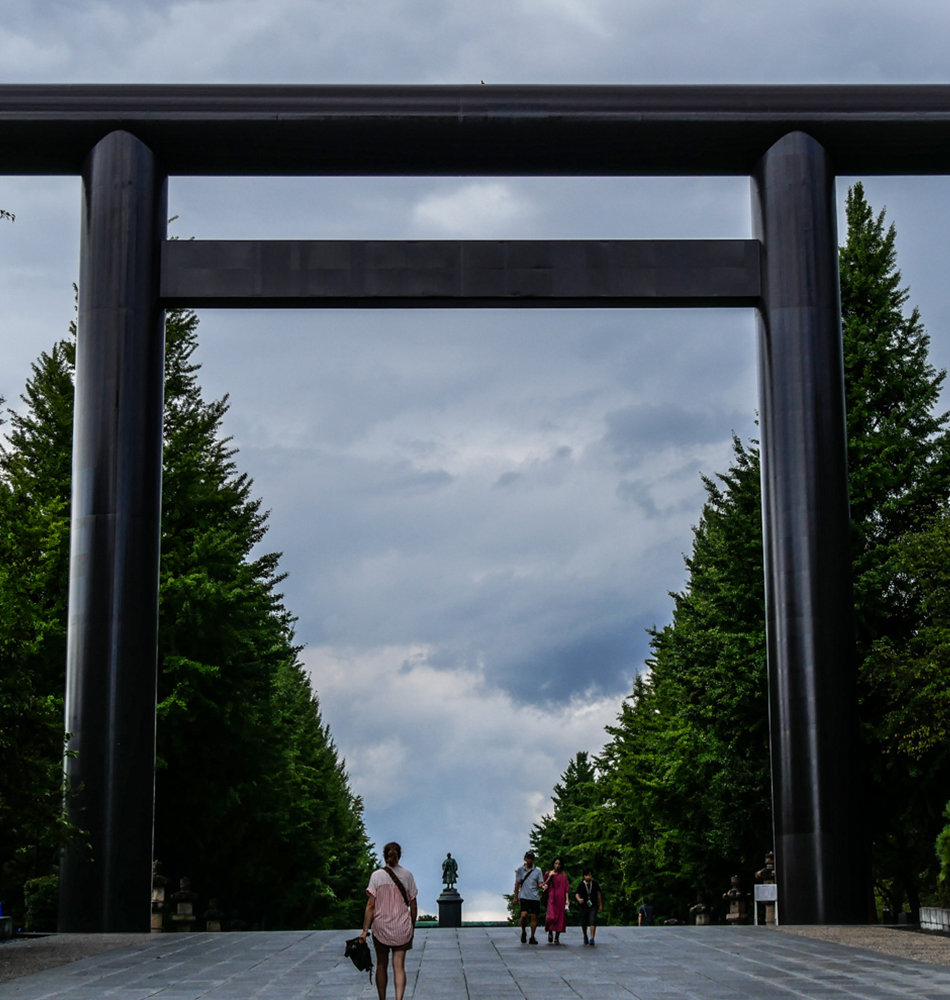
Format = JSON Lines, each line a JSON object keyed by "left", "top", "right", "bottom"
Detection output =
{"left": 542, "top": 857, "right": 570, "bottom": 945}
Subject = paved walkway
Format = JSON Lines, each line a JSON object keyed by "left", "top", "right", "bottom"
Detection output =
{"left": 3, "top": 926, "right": 950, "bottom": 999}
{"left": 779, "top": 924, "right": 950, "bottom": 966}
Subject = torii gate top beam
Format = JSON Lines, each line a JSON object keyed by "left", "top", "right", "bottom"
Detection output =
{"left": 2, "top": 84, "right": 950, "bottom": 176}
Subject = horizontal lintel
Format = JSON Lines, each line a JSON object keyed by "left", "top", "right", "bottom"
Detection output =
{"left": 160, "top": 239, "right": 761, "bottom": 309}
{"left": 4, "top": 85, "right": 950, "bottom": 175}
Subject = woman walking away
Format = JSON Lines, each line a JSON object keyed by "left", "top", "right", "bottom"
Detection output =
{"left": 542, "top": 858, "right": 570, "bottom": 944}
{"left": 359, "top": 842, "right": 418, "bottom": 1000}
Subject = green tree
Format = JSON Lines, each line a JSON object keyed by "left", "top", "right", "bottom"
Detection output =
{"left": 862, "top": 511, "right": 950, "bottom": 915}
{"left": 531, "top": 752, "right": 601, "bottom": 874}
{"left": 596, "top": 436, "right": 768, "bottom": 921}
{"left": 155, "top": 309, "right": 375, "bottom": 927}
{"left": 841, "top": 182, "right": 950, "bottom": 918}
{"left": 842, "top": 182, "right": 950, "bottom": 654}
{"left": 0, "top": 311, "right": 374, "bottom": 928}
{"left": 529, "top": 751, "right": 622, "bottom": 921}
{"left": 0, "top": 342, "right": 75, "bottom": 923}
{"left": 538, "top": 183, "right": 950, "bottom": 922}
{"left": 937, "top": 801, "right": 950, "bottom": 908}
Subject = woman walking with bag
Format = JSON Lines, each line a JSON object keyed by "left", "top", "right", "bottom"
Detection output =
{"left": 542, "top": 857, "right": 570, "bottom": 945}
{"left": 359, "top": 842, "right": 418, "bottom": 1000}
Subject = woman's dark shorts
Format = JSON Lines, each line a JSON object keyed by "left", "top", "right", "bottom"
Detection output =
{"left": 373, "top": 936, "right": 413, "bottom": 955}
{"left": 520, "top": 899, "right": 541, "bottom": 915}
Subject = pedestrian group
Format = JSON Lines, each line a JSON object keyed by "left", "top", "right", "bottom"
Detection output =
{"left": 513, "top": 851, "right": 604, "bottom": 946}
{"left": 357, "top": 843, "right": 608, "bottom": 1000}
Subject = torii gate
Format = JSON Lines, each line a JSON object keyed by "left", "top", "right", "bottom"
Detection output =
{"left": 5, "top": 84, "right": 947, "bottom": 931}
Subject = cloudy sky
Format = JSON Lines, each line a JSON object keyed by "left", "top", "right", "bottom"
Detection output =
{"left": 3, "top": 0, "right": 950, "bottom": 921}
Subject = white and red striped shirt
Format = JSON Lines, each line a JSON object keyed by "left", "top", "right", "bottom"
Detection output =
{"left": 367, "top": 865, "right": 417, "bottom": 947}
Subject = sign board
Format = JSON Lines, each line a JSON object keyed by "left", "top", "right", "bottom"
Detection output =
{"left": 754, "top": 884, "right": 778, "bottom": 902}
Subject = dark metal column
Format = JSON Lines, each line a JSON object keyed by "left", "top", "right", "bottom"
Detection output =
{"left": 59, "top": 130, "right": 167, "bottom": 932}
{"left": 752, "top": 131, "right": 866, "bottom": 924}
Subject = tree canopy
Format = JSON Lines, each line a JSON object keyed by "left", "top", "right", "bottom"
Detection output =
{"left": 0, "top": 309, "right": 375, "bottom": 929}
{"left": 524, "top": 183, "right": 950, "bottom": 923}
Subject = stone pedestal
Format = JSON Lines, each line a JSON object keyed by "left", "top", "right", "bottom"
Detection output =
{"left": 151, "top": 861, "right": 168, "bottom": 933}
{"left": 723, "top": 875, "right": 749, "bottom": 925}
{"left": 438, "top": 889, "right": 463, "bottom": 928}
{"left": 690, "top": 893, "right": 713, "bottom": 926}
{"left": 171, "top": 902, "right": 196, "bottom": 931}
{"left": 169, "top": 877, "right": 198, "bottom": 932}
{"left": 755, "top": 851, "right": 777, "bottom": 926}
{"left": 203, "top": 899, "right": 225, "bottom": 932}
{"left": 725, "top": 896, "right": 748, "bottom": 924}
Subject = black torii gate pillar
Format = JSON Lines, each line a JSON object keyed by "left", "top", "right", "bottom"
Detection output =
{"left": 753, "top": 132, "right": 865, "bottom": 924}
{"left": 57, "top": 123, "right": 866, "bottom": 930}
{"left": 60, "top": 131, "right": 167, "bottom": 931}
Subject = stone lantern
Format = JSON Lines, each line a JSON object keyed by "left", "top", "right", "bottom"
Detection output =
{"left": 722, "top": 875, "right": 749, "bottom": 925}
{"left": 151, "top": 861, "right": 168, "bottom": 933}
{"left": 170, "top": 876, "right": 199, "bottom": 932}
{"left": 203, "top": 898, "right": 225, "bottom": 932}
{"left": 689, "top": 892, "right": 714, "bottom": 926}
{"left": 755, "top": 850, "right": 777, "bottom": 926}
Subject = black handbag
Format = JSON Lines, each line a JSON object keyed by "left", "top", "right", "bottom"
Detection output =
{"left": 344, "top": 935, "right": 373, "bottom": 979}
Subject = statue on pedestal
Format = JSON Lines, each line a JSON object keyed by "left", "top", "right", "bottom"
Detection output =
{"left": 438, "top": 853, "right": 463, "bottom": 928}
{"left": 442, "top": 852, "right": 459, "bottom": 890}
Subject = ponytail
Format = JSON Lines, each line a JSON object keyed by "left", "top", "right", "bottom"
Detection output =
{"left": 383, "top": 841, "right": 402, "bottom": 866}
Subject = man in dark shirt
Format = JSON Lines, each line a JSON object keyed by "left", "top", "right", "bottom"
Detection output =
{"left": 638, "top": 898, "right": 655, "bottom": 926}
{"left": 574, "top": 867, "right": 603, "bottom": 946}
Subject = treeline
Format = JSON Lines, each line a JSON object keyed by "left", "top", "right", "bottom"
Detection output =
{"left": 0, "top": 309, "right": 375, "bottom": 929}
{"left": 531, "top": 184, "right": 950, "bottom": 924}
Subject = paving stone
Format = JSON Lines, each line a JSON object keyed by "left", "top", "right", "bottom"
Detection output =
{"left": 4, "top": 927, "right": 950, "bottom": 998}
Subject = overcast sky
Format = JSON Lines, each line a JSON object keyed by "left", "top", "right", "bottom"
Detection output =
{"left": 2, "top": 0, "right": 950, "bottom": 921}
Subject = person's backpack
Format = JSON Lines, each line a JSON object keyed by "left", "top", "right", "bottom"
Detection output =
{"left": 344, "top": 935, "right": 373, "bottom": 980}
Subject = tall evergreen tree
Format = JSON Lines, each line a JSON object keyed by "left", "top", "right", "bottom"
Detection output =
{"left": 535, "top": 184, "right": 950, "bottom": 920}
{"left": 596, "top": 437, "right": 768, "bottom": 920}
{"left": 530, "top": 752, "right": 613, "bottom": 881}
{"left": 841, "top": 182, "right": 950, "bottom": 653}
{"left": 0, "top": 343, "right": 75, "bottom": 922}
{"left": 0, "top": 311, "right": 374, "bottom": 928}
{"left": 155, "top": 310, "right": 374, "bottom": 926}
{"left": 528, "top": 752, "right": 623, "bottom": 923}
{"left": 841, "top": 183, "right": 950, "bottom": 917}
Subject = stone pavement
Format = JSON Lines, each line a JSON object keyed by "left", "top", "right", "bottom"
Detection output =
{"left": 3, "top": 926, "right": 950, "bottom": 999}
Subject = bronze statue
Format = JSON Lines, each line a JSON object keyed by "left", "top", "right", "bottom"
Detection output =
{"left": 442, "top": 852, "right": 459, "bottom": 890}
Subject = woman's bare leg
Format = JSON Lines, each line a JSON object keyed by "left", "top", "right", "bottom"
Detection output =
{"left": 393, "top": 949, "right": 408, "bottom": 1000}
{"left": 374, "top": 945, "right": 389, "bottom": 1000}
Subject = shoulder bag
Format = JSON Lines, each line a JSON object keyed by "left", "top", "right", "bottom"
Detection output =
{"left": 384, "top": 866, "right": 412, "bottom": 909}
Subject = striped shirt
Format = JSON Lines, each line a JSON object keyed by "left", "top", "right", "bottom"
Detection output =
{"left": 367, "top": 865, "right": 417, "bottom": 947}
